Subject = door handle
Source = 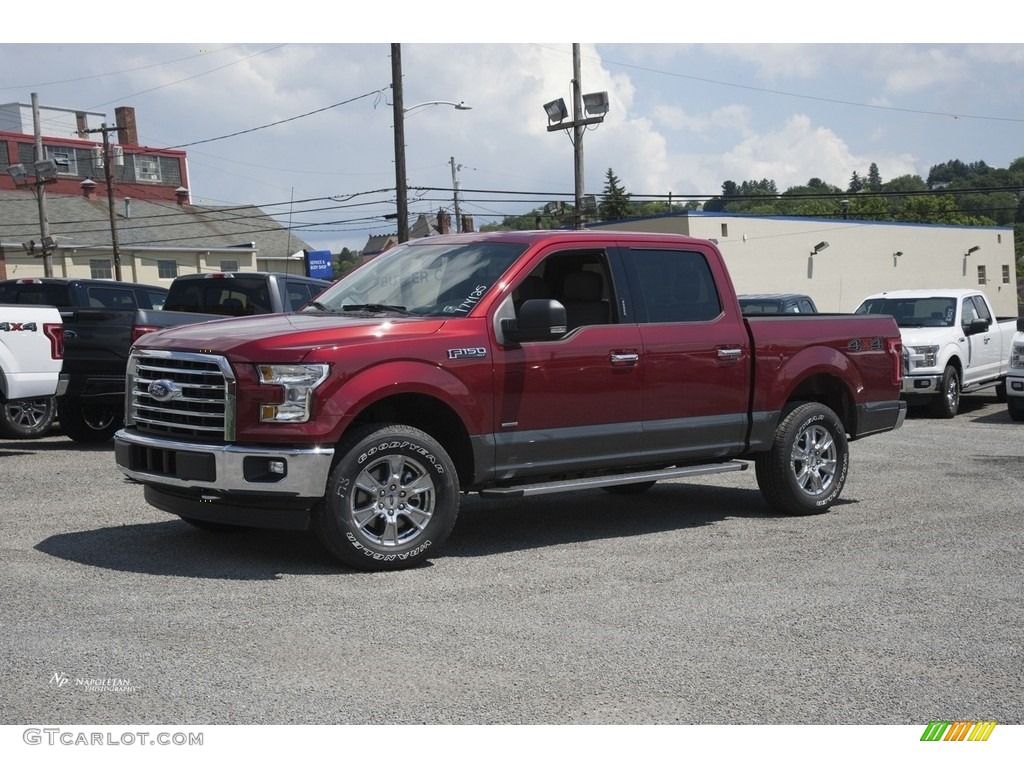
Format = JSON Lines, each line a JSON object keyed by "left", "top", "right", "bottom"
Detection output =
{"left": 610, "top": 351, "right": 639, "bottom": 366}
{"left": 717, "top": 347, "right": 743, "bottom": 360}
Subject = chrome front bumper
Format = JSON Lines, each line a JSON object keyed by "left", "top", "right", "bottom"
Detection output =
{"left": 902, "top": 374, "right": 941, "bottom": 395}
{"left": 114, "top": 429, "right": 334, "bottom": 498}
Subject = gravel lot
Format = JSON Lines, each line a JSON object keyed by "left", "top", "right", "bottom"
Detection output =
{"left": 1, "top": 394, "right": 1021, "bottom": 726}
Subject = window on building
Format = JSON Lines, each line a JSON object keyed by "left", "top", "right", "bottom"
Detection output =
{"left": 977, "top": 265, "right": 987, "bottom": 286}
{"left": 720, "top": 223, "right": 728, "bottom": 238}
{"left": 157, "top": 260, "right": 179, "bottom": 279}
{"left": 219, "top": 260, "right": 239, "bottom": 272}
{"left": 134, "top": 154, "right": 162, "bottom": 182}
{"left": 1003, "top": 265, "right": 1011, "bottom": 285}
{"left": 89, "top": 259, "right": 113, "bottom": 279}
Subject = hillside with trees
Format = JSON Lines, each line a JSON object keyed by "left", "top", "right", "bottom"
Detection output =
{"left": 482, "top": 157, "right": 1024, "bottom": 272}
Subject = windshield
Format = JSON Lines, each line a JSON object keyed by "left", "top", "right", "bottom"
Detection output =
{"left": 855, "top": 297, "right": 956, "bottom": 328}
{"left": 306, "top": 241, "right": 526, "bottom": 317}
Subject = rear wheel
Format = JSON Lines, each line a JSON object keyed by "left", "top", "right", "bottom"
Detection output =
{"left": 0, "top": 396, "right": 56, "bottom": 439}
{"left": 312, "top": 424, "right": 460, "bottom": 571}
{"left": 755, "top": 402, "right": 849, "bottom": 516}
{"left": 58, "top": 398, "right": 123, "bottom": 443}
{"left": 929, "top": 366, "right": 960, "bottom": 419}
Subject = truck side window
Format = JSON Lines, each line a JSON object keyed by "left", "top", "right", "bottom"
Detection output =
{"left": 630, "top": 249, "right": 721, "bottom": 322}
{"left": 516, "top": 250, "right": 615, "bottom": 331}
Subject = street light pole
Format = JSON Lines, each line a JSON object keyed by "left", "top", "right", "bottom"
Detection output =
{"left": 391, "top": 44, "right": 410, "bottom": 243}
{"left": 543, "top": 44, "right": 609, "bottom": 230}
{"left": 31, "top": 93, "right": 54, "bottom": 277}
{"left": 571, "top": 45, "right": 585, "bottom": 231}
{"left": 450, "top": 156, "right": 462, "bottom": 233}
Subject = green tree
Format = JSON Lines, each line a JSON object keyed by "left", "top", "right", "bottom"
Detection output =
{"left": 599, "top": 168, "right": 632, "bottom": 221}
{"left": 333, "top": 247, "right": 361, "bottom": 279}
{"left": 866, "top": 163, "right": 883, "bottom": 192}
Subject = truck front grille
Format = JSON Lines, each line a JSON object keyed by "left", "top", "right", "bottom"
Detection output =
{"left": 127, "top": 350, "right": 235, "bottom": 441}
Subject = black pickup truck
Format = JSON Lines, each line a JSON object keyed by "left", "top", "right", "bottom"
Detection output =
{"left": 0, "top": 278, "right": 221, "bottom": 441}
{"left": 163, "top": 271, "right": 332, "bottom": 316}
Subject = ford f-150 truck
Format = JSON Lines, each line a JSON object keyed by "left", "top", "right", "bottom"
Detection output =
{"left": 855, "top": 289, "right": 1018, "bottom": 418}
{"left": 1005, "top": 318, "right": 1024, "bottom": 421}
{"left": 115, "top": 231, "right": 906, "bottom": 570}
{"left": 0, "top": 304, "right": 66, "bottom": 438}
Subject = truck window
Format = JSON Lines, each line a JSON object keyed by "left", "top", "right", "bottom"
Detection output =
{"left": 514, "top": 250, "right": 615, "bottom": 331}
{"left": 630, "top": 249, "right": 721, "bottom": 322}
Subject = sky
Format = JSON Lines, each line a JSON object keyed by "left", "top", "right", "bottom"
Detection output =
{"left": 2, "top": 4, "right": 1022, "bottom": 255}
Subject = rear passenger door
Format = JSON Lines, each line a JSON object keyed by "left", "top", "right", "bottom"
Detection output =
{"left": 623, "top": 246, "right": 750, "bottom": 461}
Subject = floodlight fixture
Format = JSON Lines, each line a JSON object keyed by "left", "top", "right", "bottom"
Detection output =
{"left": 811, "top": 241, "right": 830, "bottom": 255}
{"left": 33, "top": 159, "right": 59, "bottom": 182}
{"left": 6, "top": 163, "right": 29, "bottom": 186}
{"left": 966, "top": 245, "right": 981, "bottom": 255}
{"left": 543, "top": 98, "right": 569, "bottom": 124}
{"left": 582, "top": 91, "right": 609, "bottom": 117}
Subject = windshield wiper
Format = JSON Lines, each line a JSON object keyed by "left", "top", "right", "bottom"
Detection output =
{"left": 302, "top": 301, "right": 336, "bottom": 313}
{"left": 342, "top": 303, "right": 415, "bottom": 316}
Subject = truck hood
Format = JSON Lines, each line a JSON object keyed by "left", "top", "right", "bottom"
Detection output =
{"left": 898, "top": 327, "right": 951, "bottom": 348}
{"left": 133, "top": 313, "right": 445, "bottom": 362}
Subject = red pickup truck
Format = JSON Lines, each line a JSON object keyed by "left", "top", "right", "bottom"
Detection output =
{"left": 114, "top": 231, "right": 906, "bottom": 570}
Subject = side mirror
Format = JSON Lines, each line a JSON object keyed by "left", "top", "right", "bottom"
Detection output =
{"left": 966, "top": 318, "right": 990, "bottom": 335}
{"left": 501, "top": 299, "right": 567, "bottom": 343}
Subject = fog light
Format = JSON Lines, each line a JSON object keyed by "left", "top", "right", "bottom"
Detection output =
{"left": 268, "top": 460, "right": 286, "bottom": 475}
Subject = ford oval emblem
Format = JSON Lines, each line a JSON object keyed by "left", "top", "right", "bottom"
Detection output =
{"left": 148, "top": 379, "right": 181, "bottom": 402}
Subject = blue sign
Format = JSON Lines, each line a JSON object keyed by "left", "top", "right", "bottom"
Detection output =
{"left": 305, "top": 250, "right": 333, "bottom": 279}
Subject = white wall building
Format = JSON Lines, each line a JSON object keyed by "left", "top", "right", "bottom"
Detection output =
{"left": 591, "top": 212, "right": 1019, "bottom": 316}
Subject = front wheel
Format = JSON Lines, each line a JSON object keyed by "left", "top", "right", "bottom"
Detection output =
{"left": 755, "top": 402, "right": 849, "bottom": 516}
{"left": 1008, "top": 397, "right": 1024, "bottom": 423}
{"left": 929, "top": 366, "right": 960, "bottom": 419}
{"left": 57, "top": 398, "right": 124, "bottom": 443}
{"left": 0, "top": 396, "right": 56, "bottom": 439}
{"left": 312, "top": 424, "right": 460, "bottom": 571}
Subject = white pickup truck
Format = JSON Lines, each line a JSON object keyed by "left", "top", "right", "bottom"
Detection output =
{"left": 855, "top": 289, "right": 1018, "bottom": 418}
{"left": 1005, "top": 319, "right": 1024, "bottom": 422}
{"left": 0, "top": 305, "right": 67, "bottom": 438}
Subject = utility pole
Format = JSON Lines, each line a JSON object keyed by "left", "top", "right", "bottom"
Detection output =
{"left": 84, "top": 123, "right": 124, "bottom": 281}
{"left": 391, "top": 44, "right": 409, "bottom": 243}
{"left": 31, "top": 93, "right": 54, "bottom": 277}
{"left": 450, "top": 156, "right": 462, "bottom": 233}
{"left": 571, "top": 44, "right": 585, "bottom": 230}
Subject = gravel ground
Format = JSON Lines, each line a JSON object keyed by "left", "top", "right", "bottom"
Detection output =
{"left": 1, "top": 393, "right": 1021, "bottom": 727}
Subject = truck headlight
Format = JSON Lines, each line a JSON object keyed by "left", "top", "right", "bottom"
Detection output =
{"left": 1011, "top": 343, "right": 1024, "bottom": 370}
{"left": 257, "top": 364, "right": 330, "bottom": 423}
{"left": 906, "top": 345, "right": 938, "bottom": 370}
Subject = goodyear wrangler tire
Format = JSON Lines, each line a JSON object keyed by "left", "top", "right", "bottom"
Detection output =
{"left": 312, "top": 424, "right": 460, "bottom": 571}
{"left": 755, "top": 402, "right": 849, "bottom": 516}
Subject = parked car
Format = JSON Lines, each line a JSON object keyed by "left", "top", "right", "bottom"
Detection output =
{"left": 738, "top": 293, "right": 818, "bottom": 314}
{"left": 0, "top": 278, "right": 219, "bottom": 442}
{"left": 116, "top": 230, "right": 906, "bottom": 571}
{"left": 0, "top": 304, "right": 66, "bottom": 438}
{"left": 163, "top": 272, "right": 333, "bottom": 316}
{"left": 855, "top": 289, "right": 1019, "bottom": 418}
{"left": 1005, "top": 317, "right": 1024, "bottom": 421}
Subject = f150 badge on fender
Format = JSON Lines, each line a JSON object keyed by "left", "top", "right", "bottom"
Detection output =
{"left": 447, "top": 348, "right": 487, "bottom": 359}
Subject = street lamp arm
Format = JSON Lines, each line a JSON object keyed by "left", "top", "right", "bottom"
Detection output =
{"left": 403, "top": 100, "right": 471, "bottom": 115}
